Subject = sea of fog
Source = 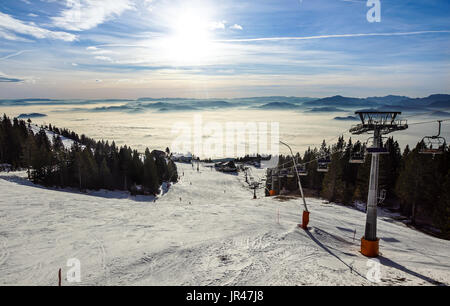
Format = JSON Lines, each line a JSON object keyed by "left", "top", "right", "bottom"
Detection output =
{"left": 1, "top": 100, "right": 447, "bottom": 158}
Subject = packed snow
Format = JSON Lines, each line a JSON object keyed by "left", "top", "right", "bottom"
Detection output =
{"left": 0, "top": 163, "right": 449, "bottom": 286}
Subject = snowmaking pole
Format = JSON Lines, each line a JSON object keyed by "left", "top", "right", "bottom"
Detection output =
{"left": 280, "top": 141, "right": 309, "bottom": 229}
{"left": 350, "top": 111, "right": 408, "bottom": 257}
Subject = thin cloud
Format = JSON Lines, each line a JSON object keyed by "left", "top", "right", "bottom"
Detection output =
{"left": 0, "top": 73, "right": 23, "bottom": 82}
{"left": 229, "top": 24, "right": 243, "bottom": 30}
{"left": 210, "top": 21, "right": 226, "bottom": 30}
{"left": 52, "top": 0, "right": 134, "bottom": 31}
{"left": 95, "top": 56, "right": 113, "bottom": 62}
{"left": 0, "top": 12, "right": 76, "bottom": 41}
{"left": 217, "top": 30, "right": 450, "bottom": 42}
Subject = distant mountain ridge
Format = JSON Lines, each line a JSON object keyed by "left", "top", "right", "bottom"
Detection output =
{"left": 17, "top": 113, "right": 47, "bottom": 119}
{"left": 2, "top": 94, "right": 449, "bottom": 114}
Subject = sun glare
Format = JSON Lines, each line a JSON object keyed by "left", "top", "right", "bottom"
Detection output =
{"left": 162, "top": 6, "right": 219, "bottom": 66}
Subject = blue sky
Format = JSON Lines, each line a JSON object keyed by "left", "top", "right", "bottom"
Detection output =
{"left": 0, "top": 0, "right": 449, "bottom": 99}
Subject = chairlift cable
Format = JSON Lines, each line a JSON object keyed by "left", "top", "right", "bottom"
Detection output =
{"left": 274, "top": 128, "right": 350, "bottom": 170}
{"left": 270, "top": 119, "right": 449, "bottom": 171}
{"left": 400, "top": 108, "right": 450, "bottom": 120}
{"left": 408, "top": 118, "right": 450, "bottom": 126}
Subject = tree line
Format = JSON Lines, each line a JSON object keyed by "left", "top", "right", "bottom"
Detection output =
{"left": 273, "top": 136, "right": 449, "bottom": 238}
{"left": 0, "top": 114, "right": 178, "bottom": 195}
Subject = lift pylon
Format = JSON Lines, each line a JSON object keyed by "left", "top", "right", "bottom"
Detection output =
{"left": 350, "top": 111, "right": 408, "bottom": 257}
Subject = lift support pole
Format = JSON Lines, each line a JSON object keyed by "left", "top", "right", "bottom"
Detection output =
{"left": 349, "top": 111, "right": 408, "bottom": 257}
{"left": 365, "top": 128, "right": 381, "bottom": 241}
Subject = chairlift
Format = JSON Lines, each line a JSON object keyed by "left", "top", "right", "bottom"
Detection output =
{"left": 317, "top": 158, "right": 331, "bottom": 173}
{"left": 297, "top": 165, "right": 308, "bottom": 176}
{"left": 363, "top": 136, "right": 389, "bottom": 155}
{"left": 279, "top": 169, "right": 289, "bottom": 177}
{"left": 287, "top": 168, "right": 295, "bottom": 178}
{"left": 349, "top": 151, "right": 365, "bottom": 164}
{"left": 419, "top": 120, "right": 446, "bottom": 155}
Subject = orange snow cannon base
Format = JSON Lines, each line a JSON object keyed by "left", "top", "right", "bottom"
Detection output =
{"left": 301, "top": 210, "right": 309, "bottom": 229}
{"left": 361, "top": 237, "right": 379, "bottom": 257}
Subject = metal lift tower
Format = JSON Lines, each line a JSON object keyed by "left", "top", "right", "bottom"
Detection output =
{"left": 350, "top": 112, "right": 408, "bottom": 257}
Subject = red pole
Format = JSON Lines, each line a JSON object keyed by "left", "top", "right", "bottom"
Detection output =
{"left": 58, "top": 268, "right": 62, "bottom": 286}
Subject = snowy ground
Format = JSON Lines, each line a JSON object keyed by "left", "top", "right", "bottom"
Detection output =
{"left": 0, "top": 163, "right": 449, "bottom": 286}
{"left": 29, "top": 124, "right": 78, "bottom": 150}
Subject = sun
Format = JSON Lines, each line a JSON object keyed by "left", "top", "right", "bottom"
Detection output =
{"left": 162, "top": 6, "right": 219, "bottom": 66}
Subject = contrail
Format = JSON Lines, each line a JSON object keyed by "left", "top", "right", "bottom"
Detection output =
{"left": 215, "top": 30, "right": 450, "bottom": 43}
{"left": 93, "top": 30, "right": 450, "bottom": 50}
{"left": 0, "top": 50, "right": 31, "bottom": 61}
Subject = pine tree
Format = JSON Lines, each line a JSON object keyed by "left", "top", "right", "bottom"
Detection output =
{"left": 99, "top": 158, "right": 113, "bottom": 189}
{"left": 167, "top": 159, "right": 178, "bottom": 182}
{"left": 21, "top": 135, "right": 37, "bottom": 179}
{"left": 143, "top": 148, "right": 159, "bottom": 194}
{"left": 435, "top": 170, "right": 450, "bottom": 238}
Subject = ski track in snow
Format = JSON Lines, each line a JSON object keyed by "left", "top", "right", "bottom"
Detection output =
{"left": 0, "top": 163, "right": 449, "bottom": 286}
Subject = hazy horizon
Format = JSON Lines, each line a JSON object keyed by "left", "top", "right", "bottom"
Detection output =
{"left": 2, "top": 93, "right": 450, "bottom": 101}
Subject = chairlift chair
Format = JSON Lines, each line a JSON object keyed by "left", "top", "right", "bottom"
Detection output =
{"left": 317, "top": 163, "right": 329, "bottom": 173}
{"left": 297, "top": 165, "right": 308, "bottom": 176}
{"left": 419, "top": 121, "right": 446, "bottom": 155}
{"left": 349, "top": 151, "right": 365, "bottom": 164}
{"left": 317, "top": 158, "right": 331, "bottom": 173}
{"left": 287, "top": 168, "right": 295, "bottom": 178}
{"left": 363, "top": 135, "right": 390, "bottom": 155}
{"left": 279, "top": 169, "right": 289, "bottom": 177}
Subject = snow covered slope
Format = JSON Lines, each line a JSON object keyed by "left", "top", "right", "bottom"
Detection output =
{"left": 29, "top": 124, "right": 78, "bottom": 150}
{"left": 0, "top": 163, "right": 449, "bottom": 286}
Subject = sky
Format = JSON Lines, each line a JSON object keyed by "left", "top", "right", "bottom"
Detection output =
{"left": 0, "top": 0, "right": 449, "bottom": 99}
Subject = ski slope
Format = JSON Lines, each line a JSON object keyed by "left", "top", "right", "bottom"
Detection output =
{"left": 0, "top": 163, "right": 449, "bottom": 286}
{"left": 29, "top": 124, "right": 78, "bottom": 150}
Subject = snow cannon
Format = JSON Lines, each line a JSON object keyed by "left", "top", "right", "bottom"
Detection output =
{"left": 360, "top": 237, "right": 379, "bottom": 257}
{"left": 301, "top": 210, "right": 309, "bottom": 230}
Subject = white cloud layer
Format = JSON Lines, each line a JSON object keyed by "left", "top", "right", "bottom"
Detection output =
{"left": 52, "top": 0, "right": 134, "bottom": 31}
{"left": 0, "top": 12, "right": 76, "bottom": 41}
